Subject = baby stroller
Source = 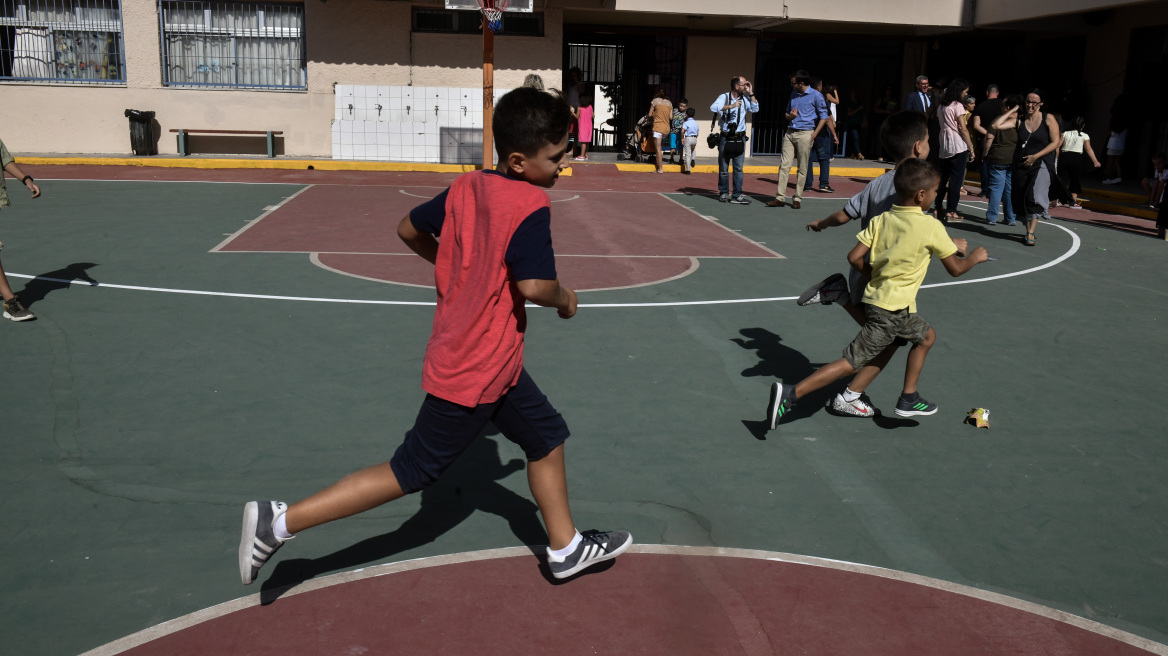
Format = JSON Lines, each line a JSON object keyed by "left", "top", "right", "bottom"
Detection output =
{"left": 618, "top": 114, "right": 675, "bottom": 163}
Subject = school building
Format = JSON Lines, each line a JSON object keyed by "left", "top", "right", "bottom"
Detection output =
{"left": 2, "top": 0, "right": 1166, "bottom": 171}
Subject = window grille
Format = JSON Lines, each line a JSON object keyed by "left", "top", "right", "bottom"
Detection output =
{"left": 159, "top": 0, "right": 305, "bottom": 89}
{"left": 411, "top": 8, "right": 542, "bottom": 37}
{"left": 0, "top": 0, "right": 125, "bottom": 83}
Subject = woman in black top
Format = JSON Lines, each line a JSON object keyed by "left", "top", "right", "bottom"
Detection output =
{"left": 997, "top": 89, "right": 1070, "bottom": 246}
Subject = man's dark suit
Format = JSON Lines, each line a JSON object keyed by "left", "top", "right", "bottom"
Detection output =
{"left": 904, "top": 90, "right": 932, "bottom": 114}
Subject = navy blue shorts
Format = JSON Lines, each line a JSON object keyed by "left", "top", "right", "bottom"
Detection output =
{"left": 389, "top": 368, "right": 570, "bottom": 494}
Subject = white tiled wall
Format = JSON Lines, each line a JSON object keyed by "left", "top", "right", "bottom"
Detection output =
{"left": 332, "top": 84, "right": 507, "bottom": 164}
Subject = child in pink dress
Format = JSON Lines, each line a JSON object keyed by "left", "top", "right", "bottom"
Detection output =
{"left": 574, "top": 95, "right": 593, "bottom": 161}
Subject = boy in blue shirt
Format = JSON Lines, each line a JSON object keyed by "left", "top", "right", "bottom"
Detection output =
{"left": 681, "top": 107, "right": 699, "bottom": 174}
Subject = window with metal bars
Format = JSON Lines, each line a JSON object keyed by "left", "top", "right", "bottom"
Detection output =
{"left": 411, "top": 7, "right": 542, "bottom": 37}
{"left": 0, "top": 0, "right": 125, "bottom": 83}
{"left": 159, "top": 0, "right": 305, "bottom": 89}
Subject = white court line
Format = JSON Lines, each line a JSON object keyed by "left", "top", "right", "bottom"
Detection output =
{"left": 8, "top": 221, "right": 1078, "bottom": 309}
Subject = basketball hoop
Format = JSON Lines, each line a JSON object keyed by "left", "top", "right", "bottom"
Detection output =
{"left": 476, "top": 0, "right": 509, "bottom": 33}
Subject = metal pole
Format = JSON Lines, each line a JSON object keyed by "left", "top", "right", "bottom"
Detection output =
{"left": 483, "top": 20, "right": 494, "bottom": 170}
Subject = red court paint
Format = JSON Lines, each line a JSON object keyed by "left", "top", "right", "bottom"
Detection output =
{"left": 217, "top": 184, "right": 778, "bottom": 291}
{"left": 113, "top": 552, "right": 1160, "bottom": 656}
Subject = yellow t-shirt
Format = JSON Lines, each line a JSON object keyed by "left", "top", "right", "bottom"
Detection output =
{"left": 856, "top": 205, "right": 958, "bottom": 313}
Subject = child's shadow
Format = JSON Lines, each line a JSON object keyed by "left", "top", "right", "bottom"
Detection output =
{"left": 732, "top": 327, "right": 843, "bottom": 438}
{"left": 259, "top": 435, "right": 548, "bottom": 604}
{"left": 19, "top": 263, "right": 99, "bottom": 306}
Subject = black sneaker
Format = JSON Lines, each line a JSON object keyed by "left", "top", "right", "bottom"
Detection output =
{"left": 3, "top": 295, "right": 35, "bottom": 321}
{"left": 729, "top": 195, "right": 751, "bottom": 205}
{"left": 797, "top": 273, "right": 849, "bottom": 306}
{"left": 819, "top": 185, "right": 835, "bottom": 194}
{"left": 895, "top": 395, "right": 938, "bottom": 417}
{"left": 239, "top": 500, "right": 291, "bottom": 584}
{"left": 548, "top": 529, "right": 633, "bottom": 579}
{"left": 767, "top": 382, "right": 797, "bottom": 430}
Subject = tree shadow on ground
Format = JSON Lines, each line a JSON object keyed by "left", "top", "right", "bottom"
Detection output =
{"left": 18, "top": 263, "right": 99, "bottom": 306}
{"left": 259, "top": 436, "right": 549, "bottom": 604}
{"left": 731, "top": 327, "right": 845, "bottom": 438}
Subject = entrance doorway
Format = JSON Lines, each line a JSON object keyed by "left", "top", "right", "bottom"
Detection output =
{"left": 752, "top": 36, "right": 903, "bottom": 156}
{"left": 565, "top": 33, "right": 686, "bottom": 152}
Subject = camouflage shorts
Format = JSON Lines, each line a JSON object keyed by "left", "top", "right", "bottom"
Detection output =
{"left": 843, "top": 304, "right": 932, "bottom": 369}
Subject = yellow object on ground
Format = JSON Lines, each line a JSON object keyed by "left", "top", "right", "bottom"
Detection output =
{"left": 965, "top": 408, "right": 991, "bottom": 428}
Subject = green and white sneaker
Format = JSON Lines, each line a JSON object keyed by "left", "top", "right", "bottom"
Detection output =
{"left": 895, "top": 395, "right": 938, "bottom": 417}
{"left": 767, "top": 382, "right": 797, "bottom": 430}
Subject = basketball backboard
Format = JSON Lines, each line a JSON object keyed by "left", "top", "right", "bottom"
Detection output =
{"left": 444, "top": 0, "right": 533, "bottom": 11}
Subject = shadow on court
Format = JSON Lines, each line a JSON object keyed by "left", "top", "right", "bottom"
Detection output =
{"left": 731, "top": 327, "right": 837, "bottom": 438}
{"left": 17, "top": 262, "right": 99, "bottom": 306}
{"left": 258, "top": 436, "right": 549, "bottom": 605}
{"left": 732, "top": 327, "right": 920, "bottom": 436}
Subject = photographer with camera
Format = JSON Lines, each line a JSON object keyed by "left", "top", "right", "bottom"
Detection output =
{"left": 709, "top": 76, "right": 759, "bottom": 204}
{"left": 768, "top": 70, "right": 830, "bottom": 209}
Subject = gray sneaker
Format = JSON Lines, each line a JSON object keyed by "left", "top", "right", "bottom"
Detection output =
{"left": 729, "top": 195, "right": 751, "bottom": 205}
{"left": 3, "top": 295, "right": 35, "bottom": 321}
{"left": 718, "top": 194, "right": 730, "bottom": 202}
{"left": 797, "top": 273, "right": 850, "bottom": 306}
{"left": 239, "top": 500, "right": 291, "bottom": 585}
{"left": 548, "top": 529, "right": 633, "bottom": 579}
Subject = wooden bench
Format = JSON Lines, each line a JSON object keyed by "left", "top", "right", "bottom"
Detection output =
{"left": 169, "top": 129, "right": 283, "bottom": 157}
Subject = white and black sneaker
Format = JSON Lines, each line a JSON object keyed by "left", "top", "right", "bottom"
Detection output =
{"left": 3, "top": 295, "right": 35, "bottom": 321}
{"left": 239, "top": 500, "right": 291, "bottom": 585}
{"left": 797, "top": 273, "right": 850, "bottom": 306}
{"left": 729, "top": 195, "right": 752, "bottom": 205}
{"left": 828, "top": 393, "right": 878, "bottom": 417}
{"left": 548, "top": 529, "right": 633, "bottom": 579}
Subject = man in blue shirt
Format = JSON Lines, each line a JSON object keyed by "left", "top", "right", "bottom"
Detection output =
{"left": 709, "top": 76, "right": 759, "bottom": 204}
{"left": 768, "top": 70, "right": 829, "bottom": 209}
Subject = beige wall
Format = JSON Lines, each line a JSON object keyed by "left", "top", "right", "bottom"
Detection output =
{"left": 614, "top": 0, "right": 965, "bottom": 26}
{"left": 685, "top": 36, "right": 757, "bottom": 158}
{"left": 1, "top": 0, "right": 563, "bottom": 156}
{"left": 976, "top": 0, "right": 1154, "bottom": 26}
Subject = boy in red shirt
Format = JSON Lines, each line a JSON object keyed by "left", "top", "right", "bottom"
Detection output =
{"left": 240, "top": 88, "right": 632, "bottom": 585}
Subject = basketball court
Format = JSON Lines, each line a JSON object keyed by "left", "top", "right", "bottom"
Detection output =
{"left": 1, "top": 161, "right": 1166, "bottom": 655}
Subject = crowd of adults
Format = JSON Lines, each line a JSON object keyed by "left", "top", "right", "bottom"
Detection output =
{"left": 699, "top": 72, "right": 1123, "bottom": 244}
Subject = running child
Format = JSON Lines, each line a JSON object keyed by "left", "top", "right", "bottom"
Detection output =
{"left": 801, "top": 111, "right": 961, "bottom": 323}
{"left": 239, "top": 88, "right": 632, "bottom": 585}
{"left": 0, "top": 137, "right": 42, "bottom": 322}
{"left": 767, "top": 159, "right": 988, "bottom": 428}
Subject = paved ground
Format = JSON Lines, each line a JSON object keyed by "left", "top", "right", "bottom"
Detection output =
{"left": 1, "top": 163, "right": 1165, "bottom": 655}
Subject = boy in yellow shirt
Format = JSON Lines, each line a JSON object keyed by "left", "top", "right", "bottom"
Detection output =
{"left": 767, "top": 159, "right": 988, "bottom": 428}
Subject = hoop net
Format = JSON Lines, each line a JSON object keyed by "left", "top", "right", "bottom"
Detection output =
{"left": 477, "top": 0, "right": 509, "bottom": 33}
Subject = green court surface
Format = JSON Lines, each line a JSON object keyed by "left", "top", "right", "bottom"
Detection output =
{"left": 1, "top": 175, "right": 1166, "bottom": 655}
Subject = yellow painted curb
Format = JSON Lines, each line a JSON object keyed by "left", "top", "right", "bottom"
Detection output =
{"left": 1080, "top": 187, "right": 1144, "bottom": 204}
{"left": 611, "top": 162, "right": 886, "bottom": 178}
{"left": 16, "top": 156, "right": 586, "bottom": 175}
{"left": 1081, "top": 200, "right": 1157, "bottom": 220}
